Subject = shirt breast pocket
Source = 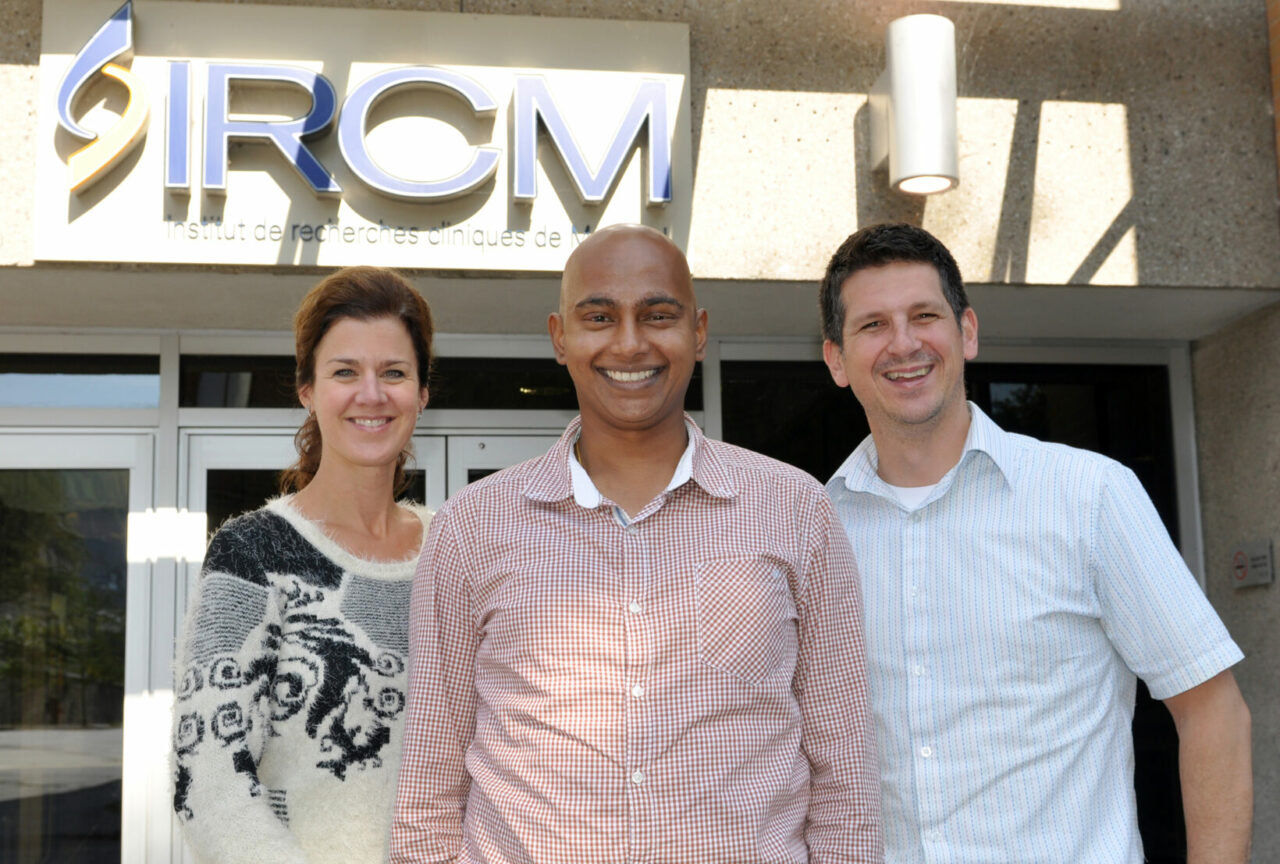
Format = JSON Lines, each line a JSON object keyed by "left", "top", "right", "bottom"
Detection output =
{"left": 695, "top": 557, "right": 798, "bottom": 686}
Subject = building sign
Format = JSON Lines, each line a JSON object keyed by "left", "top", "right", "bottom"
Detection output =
{"left": 35, "top": 0, "right": 691, "bottom": 269}
{"left": 1230, "top": 539, "right": 1274, "bottom": 589}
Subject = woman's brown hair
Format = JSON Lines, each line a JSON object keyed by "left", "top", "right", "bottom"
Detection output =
{"left": 279, "top": 266, "right": 434, "bottom": 496}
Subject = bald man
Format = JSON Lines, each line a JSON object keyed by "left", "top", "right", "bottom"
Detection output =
{"left": 391, "top": 225, "right": 882, "bottom": 864}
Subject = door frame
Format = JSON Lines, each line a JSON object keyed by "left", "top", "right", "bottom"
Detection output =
{"left": 176, "top": 427, "right": 448, "bottom": 608}
{"left": 0, "top": 430, "right": 157, "bottom": 864}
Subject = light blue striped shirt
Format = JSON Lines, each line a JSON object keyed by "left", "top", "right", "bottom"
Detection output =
{"left": 826, "top": 403, "right": 1242, "bottom": 864}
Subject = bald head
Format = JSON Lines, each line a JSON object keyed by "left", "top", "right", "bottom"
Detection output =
{"left": 548, "top": 222, "right": 707, "bottom": 438}
{"left": 559, "top": 224, "right": 694, "bottom": 316}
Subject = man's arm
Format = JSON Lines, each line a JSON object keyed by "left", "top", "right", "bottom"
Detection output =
{"left": 1088, "top": 462, "right": 1249, "bottom": 861}
{"left": 795, "top": 491, "right": 883, "bottom": 863}
{"left": 1163, "top": 669, "right": 1252, "bottom": 864}
{"left": 390, "top": 511, "right": 479, "bottom": 863}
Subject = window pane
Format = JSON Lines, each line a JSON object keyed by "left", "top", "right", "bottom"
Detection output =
{"left": 205, "top": 470, "right": 282, "bottom": 533}
{"left": 180, "top": 356, "right": 296, "bottom": 408}
{"left": 0, "top": 355, "right": 159, "bottom": 408}
{"left": 0, "top": 469, "right": 129, "bottom": 864}
{"left": 720, "top": 360, "right": 866, "bottom": 482}
{"left": 430, "top": 357, "right": 703, "bottom": 412}
{"left": 180, "top": 354, "right": 704, "bottom": 412}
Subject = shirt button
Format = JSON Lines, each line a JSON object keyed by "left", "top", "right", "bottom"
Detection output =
{"left": 925, "top": 829, "right": 942, "bottom": 841}
{"left": 913, "top": 665, "right": 926, "bottom": 676}
{"left": 631, "top": 684, "right": 645, "bottom": 698}
{"left": 920, "top": 746, "right": 934, "bottom": 758}
{"left": 626, "top": 523, "right": 639, "bottom": 534}
{"left": 628, "top": 601, "right": 643, "bottom": 614}
{"left": 631, "top": 770, "right": 645, "bottom": 785}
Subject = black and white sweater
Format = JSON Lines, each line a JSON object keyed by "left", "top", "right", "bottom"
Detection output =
{"left": 172, "top": 496, "right": 430, "bottom": 864}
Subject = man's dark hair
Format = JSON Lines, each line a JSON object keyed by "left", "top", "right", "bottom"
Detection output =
{"left": 819, "top": 222, "right": 968, "bottom": 344}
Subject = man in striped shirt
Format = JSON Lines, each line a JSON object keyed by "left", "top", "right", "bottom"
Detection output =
{"left": 391, "top": 224, "right": 882, "bottom": 863}
{"left": 818, "top": 222, "right": 1252, "bottom": 864}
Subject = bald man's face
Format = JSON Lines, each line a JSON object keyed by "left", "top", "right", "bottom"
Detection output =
{"left": 549, "top": 229, "right": 706, "bottom": 437}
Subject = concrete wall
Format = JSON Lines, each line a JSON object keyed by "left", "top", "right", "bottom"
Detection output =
{"left": 3, "top": 0, "right": 1279, "bottom": 290}
{"left": 1193, "top": 304, "right": 1280, "bottom": 863}
{"left": 1270, "top": 0, "right": 1280, "bottom": 195}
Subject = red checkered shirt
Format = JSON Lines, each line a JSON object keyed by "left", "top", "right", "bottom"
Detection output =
{"left": 391, "top": 417, "right": 882, "bottom": 863}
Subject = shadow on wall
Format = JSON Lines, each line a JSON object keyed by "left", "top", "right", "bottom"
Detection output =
{"left": 679, "top": 0, "right": 1277, "bottom": 288}
{"left": 851, "top": 101, "right": 925, "bottom": 229}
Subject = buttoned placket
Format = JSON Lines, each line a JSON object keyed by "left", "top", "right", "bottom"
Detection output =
{"left": 900, "top": 495, "right": 944, "bottom": 859}
{"left": 894, "top": 454, "right": 973, "bottom": 862}
{"left": 612, "top": 495, "right": 662, "bottom": 864}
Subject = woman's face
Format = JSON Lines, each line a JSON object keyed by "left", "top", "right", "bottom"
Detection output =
{"left": 298, "top": 316, "right": 427, "bottom": 476}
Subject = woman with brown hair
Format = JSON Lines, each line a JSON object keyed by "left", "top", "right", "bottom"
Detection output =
{"left": 172, "top": 267, "right": 433, "bottom": 864}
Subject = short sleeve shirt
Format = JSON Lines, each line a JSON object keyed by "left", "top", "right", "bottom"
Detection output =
{"left": 826, "top": 403, "right": 1242, "bottom": 864}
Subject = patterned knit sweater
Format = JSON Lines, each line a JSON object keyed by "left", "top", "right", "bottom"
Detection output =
{"left": 172, "top": 496, "right": 430, "bottom": 864}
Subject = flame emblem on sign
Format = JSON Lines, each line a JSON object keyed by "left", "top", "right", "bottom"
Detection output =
{"left": 55, "top": 0, "right": 149, "bottom": 194}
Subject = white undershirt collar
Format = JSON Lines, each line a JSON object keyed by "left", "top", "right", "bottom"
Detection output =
{"left": 882, "top": 480, "right": 938, "bottom": 511}
{"left": 568, "top": 421, "right": 696, "bottom": 510}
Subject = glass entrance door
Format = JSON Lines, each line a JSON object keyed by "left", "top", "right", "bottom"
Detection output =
{"left": 183, "top": 431, "right": 555, "bottom": 526}
{"left": 0, "top": 432, "right": 154, "bottom": 864}
{"left": 183, "top": 431, "right": 448, "bottom": 526}
{"left": 446, "top": 436, "right": 560, "bottom": 497}
{"left": 180, "top": 430, "right": 447, "bottom": 598}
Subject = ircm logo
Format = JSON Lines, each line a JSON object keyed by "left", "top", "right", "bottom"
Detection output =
{"left": 56, "top": 1, "right": 148, "bottom": 194}
{"left": 52, "top": 0, "right": 676, "bottom": 207}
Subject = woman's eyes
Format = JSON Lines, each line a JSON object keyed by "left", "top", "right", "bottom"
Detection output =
{"left": 332, "top": 367, "right": 408, "bottom": 379}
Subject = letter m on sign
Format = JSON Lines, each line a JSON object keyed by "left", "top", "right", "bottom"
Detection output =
{"left": 512, "top": 76, "right": 672, "bottom": 206}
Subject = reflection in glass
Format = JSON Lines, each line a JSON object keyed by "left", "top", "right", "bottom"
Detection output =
{"left": 179, "top": 356, "right": 296, "bottom": 408}
{"left": 0, "top": 355, "right": 159, "bottom": 408}
{"left": 0, "top": 469, "right": 128, "bottom": 864}
{"left": 989, "top": 382, "right": 1098, "bottom": 450}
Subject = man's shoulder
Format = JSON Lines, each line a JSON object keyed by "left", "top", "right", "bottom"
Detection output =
{"left": 994, "top": 426, "right": 1120, "bottom": 485}
{"left": 702, "top": 438, "right": 825, "bottom": 497}
{"left": 433, "top": 449, "right": 555, "bottom": 521}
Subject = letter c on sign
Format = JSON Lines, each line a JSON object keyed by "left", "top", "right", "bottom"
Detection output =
{"left": 338, "top": 66, "right": 501, "bottom": 201}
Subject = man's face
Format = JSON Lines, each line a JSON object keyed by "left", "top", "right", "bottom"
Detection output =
{"left": 822, "top": 260, "right": 977, "bottom": 437}
{"left": 549, "top": 228, "right": 707, "bottom": 436}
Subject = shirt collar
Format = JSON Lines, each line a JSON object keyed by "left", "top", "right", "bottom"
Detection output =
{"left": 568, "top": 420, "right": 696, "bottom": 508}
{"left": 523, "top": 414, "right": 736, "bottom": 505}
{"left": 826, "top": 401, "right": 1014, "bottom": 497}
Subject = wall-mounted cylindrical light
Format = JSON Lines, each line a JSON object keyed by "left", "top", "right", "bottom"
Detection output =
{"left": 869, "top": 14, "right": 958, "bottom": 195}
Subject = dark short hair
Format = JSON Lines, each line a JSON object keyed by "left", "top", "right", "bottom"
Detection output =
{"left": 819, "top": 222, "right": 967, "bottom": 344}
{"left": 280, "top": 266, "right": 434, "bottom": 495}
